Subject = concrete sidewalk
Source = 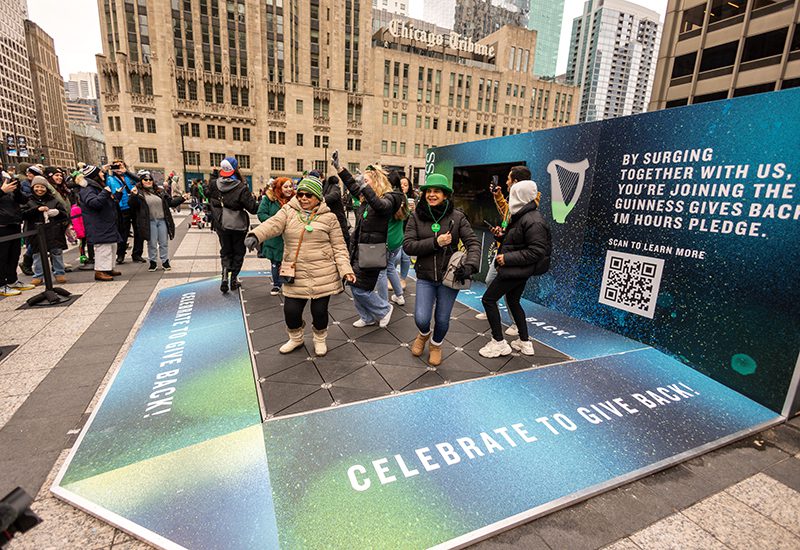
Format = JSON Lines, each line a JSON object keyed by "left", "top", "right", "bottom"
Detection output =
{"left": 1, "top": 214, "right": 798, "bottom": 550}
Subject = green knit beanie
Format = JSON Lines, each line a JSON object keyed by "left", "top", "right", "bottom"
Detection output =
{"left": 297, "top": 175, "right": 323, "bottom": 200}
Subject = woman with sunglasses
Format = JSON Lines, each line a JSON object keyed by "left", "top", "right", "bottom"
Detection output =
{"left": 331, "top": 153, "right": 405, "bottom": 328}
{"left": 244, "top": 176, "right": 355, "bottom": 356}
{"left": 128, "top": 170, "right": 186, "bottom": 271}
{"left": 403, "top": 173, "right": 480, "bottom": 366}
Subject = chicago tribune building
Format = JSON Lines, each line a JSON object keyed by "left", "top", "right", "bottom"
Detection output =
{"left": 96, "top": 1, "right": 577, "bottom": 188}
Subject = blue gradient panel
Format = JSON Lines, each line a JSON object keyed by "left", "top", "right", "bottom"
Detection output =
{"left": 430, "top": 89, "right": 800, "bottom": 411}
{"left": 263, "top": 347, "right": 778, "bottom": 548}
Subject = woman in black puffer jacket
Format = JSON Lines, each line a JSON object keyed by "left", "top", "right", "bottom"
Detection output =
{"left": 333, "top": 153, "right": 404, "bottom": 329}
{"left": 479, "top": 180, "right": 551, "bottom": 359}
{"left": 403, "top": 173, "right": 479, "bottom": 366}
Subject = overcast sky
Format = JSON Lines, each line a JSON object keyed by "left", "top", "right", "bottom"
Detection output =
{"left": 27, "top": 0, "right": 666, "bottom": 81}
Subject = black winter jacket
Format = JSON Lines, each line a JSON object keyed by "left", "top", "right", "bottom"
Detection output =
{"left": 128, "top": 188, "right": 186, "bottom": 241}
{"left": 206, "top": 177, "right": 259, "bottom": 232}
{"left": 323, "top": 176, "right": 350, "bottom": 246}
{"left": 78, "top": 177, "right": 122, "bottom": 245}
{"left": 22, "top": 192, "right": 69, "bottom": 253}
{"left": 496, "top": 202, "right": 551, "bottom": 279}
{"left": 403, "top": 200, "right": 480, "bottom": 283}
{"left": 0, "top": 184, "right": 27, "bottom": 225}
{"left": 338, "top": 168, "right": 404, "bottom": 291}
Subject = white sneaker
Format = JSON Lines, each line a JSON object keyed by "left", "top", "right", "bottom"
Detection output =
{"left": 505, "top": 324, "right": 519, "bottom": 337}
{"left": 475, "top": 312, "right": 487, "bottom": 320}
{"left": 511, "top": 339, "right": 535, "bottom": 355}
{"left": 379, "top": 304, "right": 394, "bottom": 328}
{"left": 352, "top": 318, "right": 375, "bottom": 328}
{"left": 8, "top": 280, "right": 34, "bottom": 291}
{"left": 390, "top": 294, "right": 405, "bottom": 306}
{"left": 479, "top": 338, "right": 512, "bottom": 358}
{"left": 0, "top": 285, "right": 21, "bottom": 297}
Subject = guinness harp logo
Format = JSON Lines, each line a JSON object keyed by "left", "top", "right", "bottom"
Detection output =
{"left": 547, "top": 158, "right": 589, "bottom": 224}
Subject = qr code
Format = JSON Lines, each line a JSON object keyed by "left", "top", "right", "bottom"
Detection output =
{"left": 598, "top": 251, "right": 665, "bottom": 319}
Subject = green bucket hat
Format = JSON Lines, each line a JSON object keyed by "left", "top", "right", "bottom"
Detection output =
{"left": 419, "top": 173, "right": 453, "bottom": 194}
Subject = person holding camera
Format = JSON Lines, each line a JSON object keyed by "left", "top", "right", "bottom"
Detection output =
{"left": 106, "top": 160, "right": 145, "bottom": 264}
{"left": 332, "top": 152, "right": 404, "bottom": 329}
{"left": 403, "top": 173, "right": 480, "bottom": 366}
{"left": 128, "top": 170, "right": 186, "bottom": 272}
{"left": 479, "top": 180, "right": 551, "bottom": 358}
{"left": 0, "top": 173, "right": 35, "bottom": 296}
{"left": 245, "top": 175, "right": 355, "bottom": 356}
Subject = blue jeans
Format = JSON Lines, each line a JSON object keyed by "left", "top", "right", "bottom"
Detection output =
{"left": 270, "top": 261, "right": 282, "bottom": 288}
{"left": 399, "top": 249, "right": 411, "bottom": 279}
{"left": 33, "top": 249, "right": 65, "bottom": 278}
{"left": 147, "top": 218, "right": 169, "bottom": 263}
{"left": 378, "top": 248, "right": 404, "bottom": 300}
{"left": 414, "top": 279, "right": 459, "bottom": 345}
{"left": 352, "top": 285, "right": 391, "bottom": 323}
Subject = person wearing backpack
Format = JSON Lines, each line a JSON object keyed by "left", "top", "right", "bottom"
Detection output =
{"left": 479, "top": 180, "right": 551, "bottom": 358}
{"left": 207, "top": 157, "right": 259, "bottom": 292}
{"left": 402, "top": 173, "right": 480, "bottom": 366}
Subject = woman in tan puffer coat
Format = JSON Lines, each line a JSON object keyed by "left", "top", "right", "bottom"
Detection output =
{"left": 245, "top": 176, "right": 355, "bottom": 356}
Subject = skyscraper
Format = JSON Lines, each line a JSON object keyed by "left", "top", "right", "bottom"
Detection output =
{"left": 527, "top": 0, "right": 564, "bottom": 77}
{"left": 24, "top": 20, "right": 75, "bottom": 166}
{"left": 567, "top": 0, "right": 661, "bottom": 122}
{"left": 423, "top": 0, "right": 456, "bottom": 30}
{"left": 649, "top": 0, "right": 800, "bottom": 110}
{"left": 371, "top": 0, "right": 408, "bottom": 17}
{"left": 66, "top": 72, "right": 100, "bottom": 101}
{"left": 0, "top": 0, "right": 39, "bottom": 164}
{"left": 454, "top": 0, "right": 528, "bottom": 42}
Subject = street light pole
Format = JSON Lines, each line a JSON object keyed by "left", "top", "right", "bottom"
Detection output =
{"left": 180, "top": 123, "right": 188, "bottom": 192}
{"left": 322, "top": 135, "right": 329, "bottom": 178}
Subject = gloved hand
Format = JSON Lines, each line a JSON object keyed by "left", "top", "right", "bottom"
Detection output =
{"left": 331, "top": 149, "right": 341, "bottom": 170}
{"left": 244, "top": 234, "right": 259, "bottom": 252}
{"left": 46, "top": 208, "right": 60, "bottom": 218}
{"left": 453, "top": 264, "right": 474, "bottom": 284}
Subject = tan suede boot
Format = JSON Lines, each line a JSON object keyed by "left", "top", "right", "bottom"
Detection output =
{"left": 279, "top": 324, "right": 305, "bottom": 354}
{"left": 428, "top": 342, "right": 442, "bottom": 367}
{"left": 411, "top": 332, "right": 431, "bottom": 357}
{"left": 312, "top": 328, "right": 328, "bottom": 356}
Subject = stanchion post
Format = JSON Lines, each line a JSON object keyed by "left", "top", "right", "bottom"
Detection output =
{"left": 25, "top": 224, "right": 71, "bottom": 307}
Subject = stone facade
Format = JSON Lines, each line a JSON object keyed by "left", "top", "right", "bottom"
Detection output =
{"left": 96, "top": 0, "right": 577, "bottom": 191}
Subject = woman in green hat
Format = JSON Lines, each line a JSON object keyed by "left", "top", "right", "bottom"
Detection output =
{"left": 403, "top": 173, "right": 480, "bottom": 366}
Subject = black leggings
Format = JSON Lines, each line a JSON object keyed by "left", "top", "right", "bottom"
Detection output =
{"left": 481, "top": 277, "right": 529, "bottom": 341}
{"left": 284, "top": 295, "right": 331, "bottom": 331}
{"left": 217, "top": 229, "right": 246, "bottom": 275}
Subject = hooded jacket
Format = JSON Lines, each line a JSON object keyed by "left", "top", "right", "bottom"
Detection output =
{"left": 338, "top": 168, "right": 404, "bottom": 291}
{"left": 77, "top": 176, "right": 122, "bottom": 245}
{"left": 495, "top": 201, "right": 551, "bottom": 280}
{"left": 403, "top": 199, "right": 480, "bottom": 283}
{"left": 22, "top": 190, "right": 69, "bottom": 252}
{"left": 206, "top": 176, "right": 259, "bottom": 231}
{"left": 250, "top": 196, "right": 354, "bottom": 299}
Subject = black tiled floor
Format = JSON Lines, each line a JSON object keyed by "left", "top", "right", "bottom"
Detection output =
{"left": 246, "top": 277, "right": 570, "bottom": 418}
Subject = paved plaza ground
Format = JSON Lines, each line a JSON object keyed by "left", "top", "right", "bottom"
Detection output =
{"left": 1, "top": 211, "right": 798, "bottom": 549}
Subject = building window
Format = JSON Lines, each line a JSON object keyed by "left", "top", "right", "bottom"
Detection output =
{"left": 381, "top": 140, "right": 388, "bottom": 153}
{"left": 139, "top": 147, "right": 158, "bottom": 163}
{"left": 314, "top": 135, "right": 321, "bottom": 148}
{"left": 401, "top": 114, "right": 407, "bottom": 127}
{"left": 416, "top": 115, "right": 421, "bottom": 128}
{"left": 271, "top": 157, "right": 285, "bottom": 171}
{"left": 400, "top": 142, "right": 406, "bottom": 155}
{"left": 236, "top": 155, "right": 251, "bottom": 169}
{"left": 210, "top": 152, "right": 225, "bottom": 166}
{"left": 296, "top": 159, "right": 304, "bottom": 172}
{"left": 191, "top": 123, "right": 200, "bottom": 137}
{"left": 391, "top": 141, "right": 397, "bottom": 154}
{"left": 671, "top": 52, "right": 697, "bottom": 79}
{"left": 134, "top": 117, "right": 144, "bottom": 132}
{"left": 699, "top": 41, "right": 738, "bottom": 72}
{"left": 184, "top": 151, "right": 200, "bottom": 165}
{"left": 296, "top": 99, "right": 303, "bottom": 114}
{"left": 392, "top": 112, "right": 398, "bottom": 125}
{"left": 278, "top": 131, "right": 285, "bottom": 145}
{"left": 217, "top": 126, "right": 226, "bottom": 139}
{"left": 383, "top": 111, "right": 389, "bottom": 124}
{"left": 347, "top": 162, "right": 359, "bottom": 173}
{"left": 242, "top": 128, "right": 251, "bottom": 141}
{"left": 297, "top": 133, "right": 304, "bottom": 146}
{"left": 207, "top": 125, "right": 216, "bottom": 139}
{"left": 112, "top": 146, "right": 124, "bottom": 160}
{"left": 347, "top": 138, "right": 354, "bottom": 151}
{"left": 146, "top": 119, "right": 156, "bottom": 133}
{"left": 355, "top": 139, "right": 361, "bottom": 151}
{"left": 741, "top": 28, "right": 789, "bottom": 63}
{"left": 269, "top": 130, "right": 277, "bottom": 144}
{"left": 233, "top": 127, "right": 241, "bottom": 141}
{"left": 415, "top": 144, "right": 420, "bottom": 157}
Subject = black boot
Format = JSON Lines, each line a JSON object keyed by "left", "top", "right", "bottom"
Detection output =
{"left": 19, "top": 254, "right": 33, "bottom": 276}
{"left": 220, "top": 268, "right": 229, "bottom": 293}
{"left": 229, "top": 270, "right": 241, "bottom": 291}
